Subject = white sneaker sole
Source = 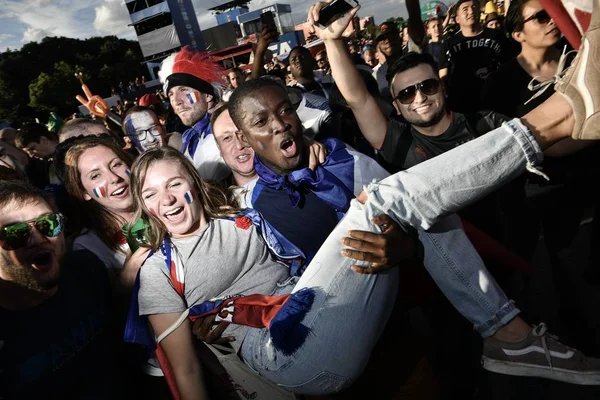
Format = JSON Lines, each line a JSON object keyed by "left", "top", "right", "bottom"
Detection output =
{"left": 482, "top": 356, "right": 600, "bottom": 386}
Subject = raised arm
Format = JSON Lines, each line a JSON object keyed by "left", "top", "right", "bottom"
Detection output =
{"left": 249, "top": 25, "right": 280, "bottom": 81}
{"left": 308, "top": 1, "right": 389, "bottom": 150}
{"left": 406, "top": 0, "right": 426, "bottom": 46}
{"left": 149, "top": 313, "right": 208, "bottom": 400}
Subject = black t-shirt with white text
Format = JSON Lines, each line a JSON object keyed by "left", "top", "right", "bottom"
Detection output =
{"left": 439, "top": 28, "right": 515, "bottom": 113}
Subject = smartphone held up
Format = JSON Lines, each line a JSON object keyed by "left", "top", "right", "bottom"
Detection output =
{"left": 317, "top": 0, "right": 359, "bottom": 28}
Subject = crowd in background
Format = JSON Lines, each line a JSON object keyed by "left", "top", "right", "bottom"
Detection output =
{"left": 1, "top": 0, "right": 600, "bottom": 399}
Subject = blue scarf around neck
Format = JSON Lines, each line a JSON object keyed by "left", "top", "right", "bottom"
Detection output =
{"left": 253, "top": 138, "right": 355, "bottom": 213}
{"left": 181, "top": 112, "right": 212, "bottom": 157}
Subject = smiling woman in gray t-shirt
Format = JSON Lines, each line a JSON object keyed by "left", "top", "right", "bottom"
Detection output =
{"left": 139, "top": 218, "right": 290, "bottom": 352}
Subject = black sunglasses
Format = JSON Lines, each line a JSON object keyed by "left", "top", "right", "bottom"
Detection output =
{"left": 0, "top": 213, "right": 64, "bottom": 250}
{"left": 394, "top": 78, "right": 441, "bottom": 104}
{"left": 523, "top": 10, "right": 552, "bottom": 25}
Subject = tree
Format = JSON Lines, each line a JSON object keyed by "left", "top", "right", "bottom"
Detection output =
{"left": 29, "top": 61, "right": 84, "bottom": 117}
{"left": 0, "top": 35, "right": 148, "bottom": 125}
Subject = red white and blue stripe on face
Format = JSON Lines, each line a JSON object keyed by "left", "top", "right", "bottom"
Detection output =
{"left": 184, "top": 190, "right": 194, "bottom": 204}
{"left": 186, "top": 91, "right": 201, "bottom": 105}
{"left": 93, "top": 186, "right": 107, "bottom": 198}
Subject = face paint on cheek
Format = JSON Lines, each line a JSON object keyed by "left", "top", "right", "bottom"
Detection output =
{"left": 92, "top": 185, "right": 107, "bottom": 199}
{"left": 125, "top": 112, "right": 158, "bottom": 151}
{"left": 257, "top": 141, "right": 267, "bottom": 151}
{"left": 184, "top": 190, "right": 194, "bottom": 204}
{"left": 186, "top": 91, "right": 201, "bottom": 105}
{"left": 125, "top": 169, "right": 131, "bottom": 177}
{"left": 149, "top": 208, "right": 157, "bottom": 216}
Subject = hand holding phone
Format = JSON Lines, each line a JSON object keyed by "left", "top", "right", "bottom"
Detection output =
{"left": 260, "top": 11, "right": 276, "bottom": 30}
{"left": 309, "top": 0, "right": 360, "bottom": 41}
{"left": 316, "top": 0, "right": 359, "bottom": 28}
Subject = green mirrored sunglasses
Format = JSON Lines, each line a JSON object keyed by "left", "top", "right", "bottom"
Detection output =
{"left": 0, "top": 213, "right": 64, "bottom": 250}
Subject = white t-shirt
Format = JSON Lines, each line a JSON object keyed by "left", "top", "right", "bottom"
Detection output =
{"left": 73, "top": 230, "right": 128, "bottom": 270}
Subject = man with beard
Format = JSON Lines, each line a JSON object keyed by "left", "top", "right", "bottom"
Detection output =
{"left": 158, "top": 46, "right": 231, "bottom": 182}
{"left": 0, "top": 181, "right": 124, "bottom": 399}
{"left": 227, "top": 73, "right": 600, "bottom": 385}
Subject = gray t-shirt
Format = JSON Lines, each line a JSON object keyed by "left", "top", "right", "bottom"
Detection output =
{"left": 138, "top": 218, "right": 290, "bottom": 351}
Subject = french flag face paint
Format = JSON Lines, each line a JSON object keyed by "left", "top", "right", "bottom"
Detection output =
{"left": 93, "top": 186, "right": 107, "bottom": 199}
{"left": 186, "top": 91, "right": 201, "bottom": 105}
{"left": 184, "top": 190, "right": 194, "bottom": 204}
{"left": 125, "top": 169, "right": 131, "bottom": 177}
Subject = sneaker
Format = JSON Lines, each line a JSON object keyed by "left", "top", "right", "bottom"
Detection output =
{"left": 554, "top": 0, "right": 600, "bottom": 140}
{"left": 482, "top": 323, "right": 600, "bottom": 385}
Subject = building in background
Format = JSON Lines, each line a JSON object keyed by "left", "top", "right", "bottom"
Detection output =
{"left": 207, "top": 2, "right": 305, "bottom": 70}
{"left": 125, "top": 0, "right": 206, "bottom": 80}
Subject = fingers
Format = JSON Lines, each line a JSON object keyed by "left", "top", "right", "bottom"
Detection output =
{"left": 371, "top": 213, "right": 394, "bottom": 227}
{"left": 310, "top": 2, "right": 329, "bottom": 23}
{"left": 134, "top": 247, "right": 151, "bottom": 262}
{"left": 307, "top": 138, "right": 327, "bottom": 170}
{"left": 341, "top": 233, "right": 381, "bottom": 253}
{"left": 356, "top": 191, "right": 368, "bottom": 204}
{"left": 192, "top": 315, "right": 234, "bottom": 344}
{"left": 318, "top": 145, "right": 326, "bottom": 164}
{"left": 347, "top": 229, "right": 385, "bottom": 245}
{"left": 341, "top": 248, "right": 387, "bottom": 264}
{"left": 351, "top": 264, "right": 391, "bottom": 275}
{"left": 308, "top": 145, "right": 317, "bottom": 170}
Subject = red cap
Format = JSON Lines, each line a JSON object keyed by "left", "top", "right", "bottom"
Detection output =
{"left": 139, "top": 94, "right": 160, "bottom": 107}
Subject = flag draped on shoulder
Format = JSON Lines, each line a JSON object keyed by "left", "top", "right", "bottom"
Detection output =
{"left": 124, "top": 208, "right": 313, "bottom": 356}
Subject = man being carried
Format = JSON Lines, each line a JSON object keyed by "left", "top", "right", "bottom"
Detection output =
{"left": 226, "top": 0, "right": 600, "bottom": 384}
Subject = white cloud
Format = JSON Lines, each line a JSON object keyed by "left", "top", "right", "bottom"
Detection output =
{"left": 0, "top": 34, "right": 14, "bottom": 43}
{"left": 1, "top": 0, "right": 408, "bottom": 50}
{"left": 22, "top": 27, "right": 53, "bottom": 43}
{"left": 94, "top": 0, "right": 136, "bottom": 39}
{"left": 6, "top": 0, "right": 98, "bottom": 43}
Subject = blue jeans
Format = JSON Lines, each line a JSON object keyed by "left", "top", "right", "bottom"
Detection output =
{"left": 241, "top": 119, "right": 543, "bottom": 394}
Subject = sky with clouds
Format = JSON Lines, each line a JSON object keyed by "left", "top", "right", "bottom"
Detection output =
{"left": 0, "top": 0, "right": 409, "bottom": 52}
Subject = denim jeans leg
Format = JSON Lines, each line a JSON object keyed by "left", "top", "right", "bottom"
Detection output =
{"left": 418, "top": 214, "right": 520, "bottom": 337}
{"left": 241, "top": 198, "right": 399, "bottom": 395}
{"left": 365, "top": 118, "right": 544, "bottom": 231}
{"left": 240, "top": 119, "right": 542, "bottom": 394}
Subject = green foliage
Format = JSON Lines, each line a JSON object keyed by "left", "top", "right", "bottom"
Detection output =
{"left": 386, "top": 16, "right": 407, "bottom": 27}
{"left": 0, "top": 36, "right": 146, "bottom": 125}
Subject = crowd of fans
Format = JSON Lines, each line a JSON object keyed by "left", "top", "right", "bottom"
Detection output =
{"left": 1, "top": 0, "right": 600, "bottom": 399}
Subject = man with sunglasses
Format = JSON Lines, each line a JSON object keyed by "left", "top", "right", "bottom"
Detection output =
{"left": 438, "top": 0, "right": 515, "bottom": 113}
{"left": 311, "top": 0, "right": 600, "bottom": 384}
{"left": 482, "top": 0, "right": 566, "bottom": 118}
{"left": 0, "top": 181, "right": 125, "bottom": 399}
